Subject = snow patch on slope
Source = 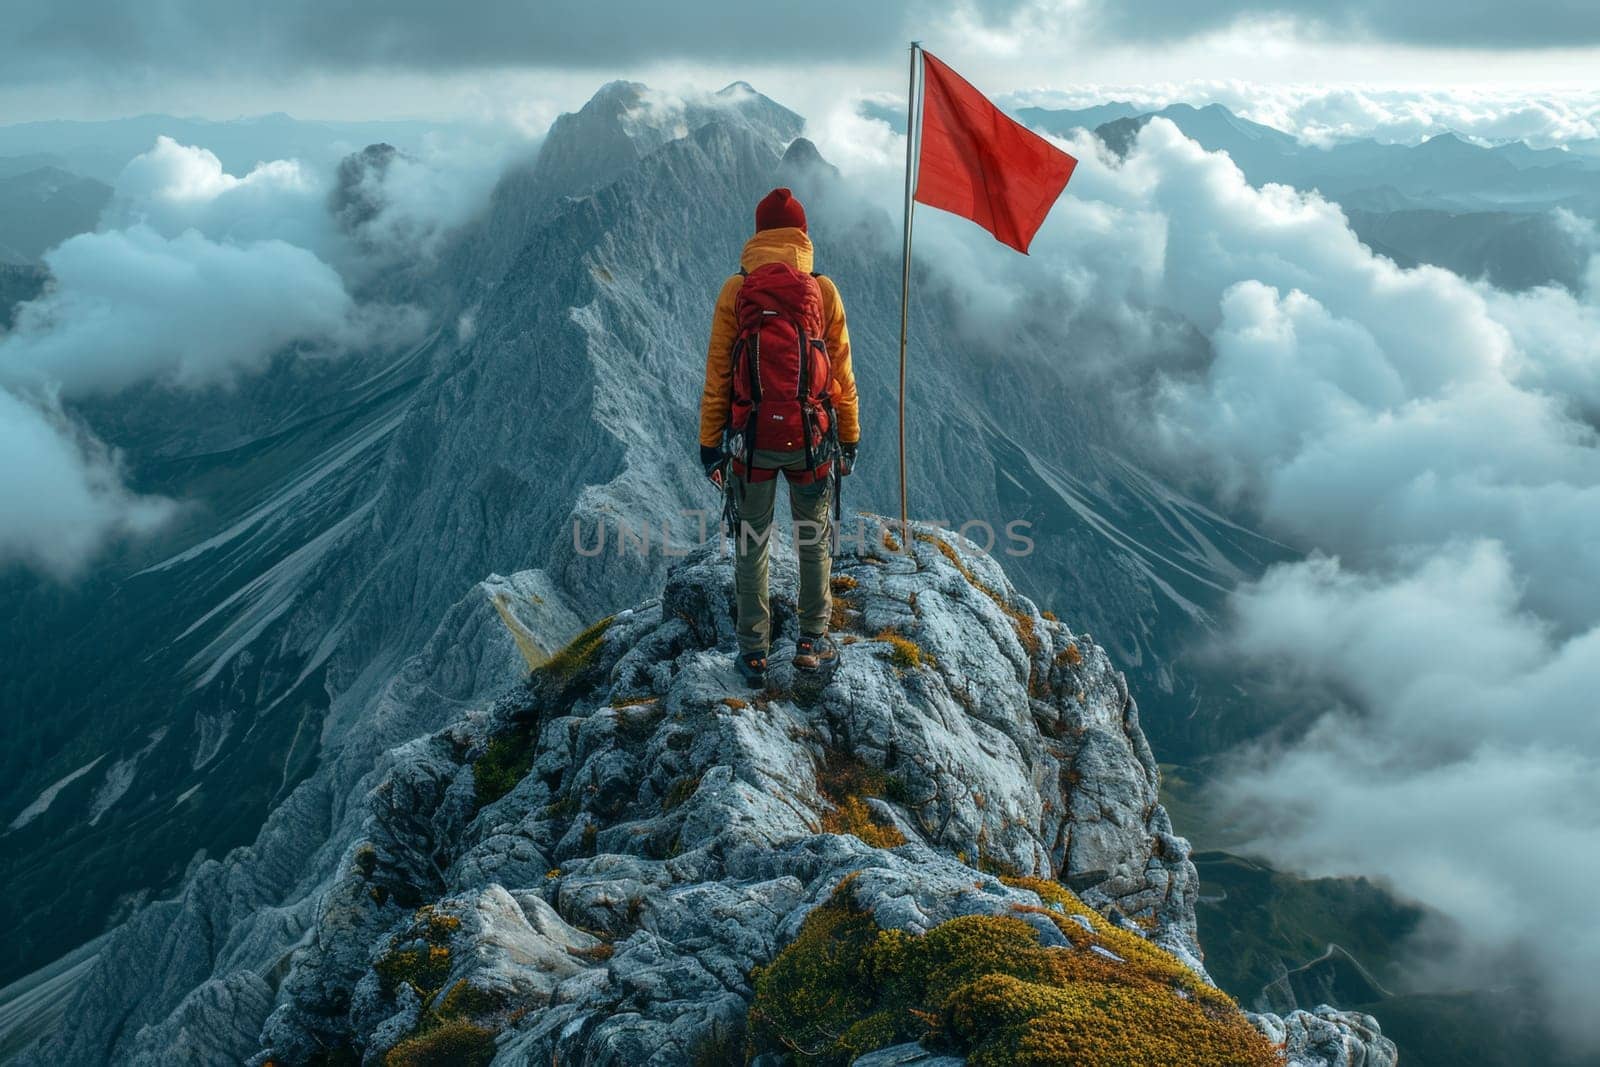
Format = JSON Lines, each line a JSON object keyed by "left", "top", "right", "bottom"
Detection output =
{"left": 88, "top": 728, "right": 169, "bottom": 826}
{"left": 7, "top": 755, "right": 106, "bottom": 832}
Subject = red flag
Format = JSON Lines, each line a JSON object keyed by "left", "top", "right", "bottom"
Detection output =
{"left": 914, "top": 50, "right": 1077, "bottom": 254}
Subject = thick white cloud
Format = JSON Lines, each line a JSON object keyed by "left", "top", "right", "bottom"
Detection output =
{"left": 3, "top": 225, "right": 420, "bottom": 397}
{"left": 0, "top": 387, "right": 172, "bottom": 576}
{"left": 106, "top": 134, "right": 511, "bottom": 267}
{"left": 1030, "top": 120, "right": 1600, "bottom": 1024}
{"left": 340, "top": 137, "right": 518, "bottom": 261}
{"left": 109, "top": 136, "right": 330, "bottom": 250}
{"left": 825, "top": 109, "right": 1600, "bottom": 1025}
{"left": 1214, "top": 545, "right": 1600, "bottom": 1034}
{"left": 0, "top": 134, "right": 499, "bottom": 573}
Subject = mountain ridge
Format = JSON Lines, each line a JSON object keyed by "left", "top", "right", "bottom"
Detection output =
{"left": 16, "top": 525, "right": 1395, "bottom": 1066}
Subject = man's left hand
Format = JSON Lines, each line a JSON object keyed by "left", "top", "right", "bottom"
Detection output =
{"left": 838, "top": 441, "right": 858, "bottom": 476}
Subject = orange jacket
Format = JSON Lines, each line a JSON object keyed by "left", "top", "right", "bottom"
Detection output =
{"left": 698, "top": 227, "right": 860, "bottom": 449}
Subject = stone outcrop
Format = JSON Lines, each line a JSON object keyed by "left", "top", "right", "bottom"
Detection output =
{"left": 21, "top": 520, "right": 1389, "bottom": 1065}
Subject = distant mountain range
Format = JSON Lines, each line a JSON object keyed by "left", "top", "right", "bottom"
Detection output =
{"left": 0, "top": 166, "right": 109, "bottom": 265}
{"left": 1036, "top": 101, "right": 1600, "bottom": 291}
{"left": 6, "top": 98, "right": 1595, "bottom": 284}
{"left": 848, "top": 96, "right": 1600, "bottom": 292}
{"left": 0, "top": 113, "right": 479, "bottom": 182}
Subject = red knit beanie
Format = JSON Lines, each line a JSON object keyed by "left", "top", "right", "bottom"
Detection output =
{"left": 755, "top": 187, "right": 806, "bottom": 232}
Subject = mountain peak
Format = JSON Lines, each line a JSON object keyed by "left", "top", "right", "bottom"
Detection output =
{"left": 225, "top": 523, "right": 1394, "bottom": 1065}
{"left": 777, "top": 135, "right": 840, "bottom": 186}
{"left": 580, "top": 79, "right": 649, "bottom": 114}
{"left": 531, "top": 78, "right": 802, "bottom": 203}
{"left": 1418, "top": 130, "right": 1474, "bottom": 153}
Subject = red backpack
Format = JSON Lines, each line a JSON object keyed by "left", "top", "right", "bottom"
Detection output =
{"left": 729, "top": 262, "right": 834, "bottom": 470}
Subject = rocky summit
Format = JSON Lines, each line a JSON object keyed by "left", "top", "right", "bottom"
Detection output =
{"left": 23, "top": 519, "right": 1395, "bottom": 1065}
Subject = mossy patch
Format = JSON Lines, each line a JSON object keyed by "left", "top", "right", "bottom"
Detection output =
{"left": 434, "top": 978, "right": 505, "bottom": 1019}
{"left": 829, "top": 596, "right": 859, "bottom": 634}
{"left": 874, "top": 628, "right": 929, "bottom": 670}
{"left": 663, "top": 773, "right": 702, "bottom": 811}
{"left": 376, "top": 917, "right": 512, "bottom": 1065}
{"left": 536, "top": 614, "right": 615, "bottom": 698}
{"left": 815, "top": 751, "right": 907, "bottom": 849}
{"left": 1055, "top": 643, "right": 1084, "bottom": 668}
{"left": 374, "top": 907, "right": 461, "bottom": 999}
{"left": 822, "top": 796, "right": 906, "bottom": 850}
{"left": 384, "top": 1018, "right": 496, "bottom": 1067}
{"left": 472, "top": 725, "right": 536, "bottom": 809}
{"left": 749, "top": 877, "right": 1278, "bottom": 1067}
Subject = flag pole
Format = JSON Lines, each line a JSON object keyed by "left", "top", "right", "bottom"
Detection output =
{"left": 897, "top": 41, "right": 922, "bottom": 541}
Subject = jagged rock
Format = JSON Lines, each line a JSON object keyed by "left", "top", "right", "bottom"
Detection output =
{"left": 850, "top": 1043, "right": 966, "bottom": 1066}
{"left": 1250, "top": 1005, "right": 1399, "bottom": 1067}
{"left": 15, "top": 513, "right": 1392, "bottom": 1066}
{"left": 236, "top": 524, "right": 1372, "bottom": 1064}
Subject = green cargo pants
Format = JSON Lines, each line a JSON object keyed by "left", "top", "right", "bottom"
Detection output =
{"left": 734, "top": 448, "right": 832, "bottom": 654}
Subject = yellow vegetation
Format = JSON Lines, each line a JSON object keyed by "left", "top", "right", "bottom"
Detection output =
{"left": 748, "top": 876, "right": 1278, "bottom": 1067}
{"left": 815, "top": 751, "right": 907, "bottom": 850}
{"left": 829, "top": 597, "right": 857, "bottom": 634}
{"left": 384, "top": 1018, "right": 496, "bottom": 1067}
{"left": 541, "top": 615, "right": 615, "bottom": 685}
{"left": 489, "top": 593, "right": 549, "bottom": 671}
{"left": 821, "top": 796, "right": 906, "bottom": 849}
{"left": 875, "top": 628, "right": 928, "bottom": 670}
{"left": 374, "top": 907, "right": 461, "bottom": 999}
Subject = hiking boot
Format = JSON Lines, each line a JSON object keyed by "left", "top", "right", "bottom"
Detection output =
{"left": 793, "top": 633, "right": 838, "bottom": 672}
{"left": 736, "top": 650, "right": 768, "bottom": 687}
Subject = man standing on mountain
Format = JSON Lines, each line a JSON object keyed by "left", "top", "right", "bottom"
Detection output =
{"left": 698, "top": 187, "right": 860, "bottom": 687}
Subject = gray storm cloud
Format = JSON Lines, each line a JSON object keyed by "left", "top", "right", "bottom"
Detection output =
{"left": 0, "top": 1, "right": 943, "bottom": 82}
{"left": 1078, "top": 0, "right": 1600, "bottom": 48}
{"left": 5, "top": 0, "right": 1594, "bottom": 90}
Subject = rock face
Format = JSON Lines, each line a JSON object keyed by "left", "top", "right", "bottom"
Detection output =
{"left": 21, "top": 522, "right": 1393, "bottom": 1064}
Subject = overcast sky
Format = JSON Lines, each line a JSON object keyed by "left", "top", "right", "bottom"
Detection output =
{"left": 4, "top": 0, "right": 1600, "bottom": 123}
